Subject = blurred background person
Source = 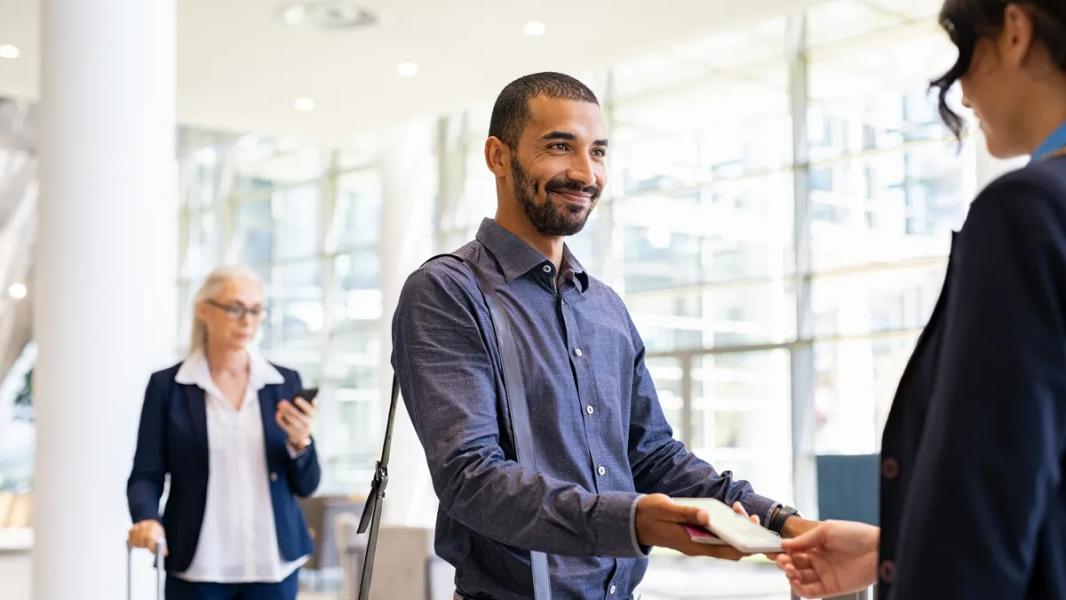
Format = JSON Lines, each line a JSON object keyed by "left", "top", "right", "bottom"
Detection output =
{"left": 127, "top": 265, "right": 321, "bottom": 600}
{"left": 777, "top": 0, "right": 1066, "bottom": 598}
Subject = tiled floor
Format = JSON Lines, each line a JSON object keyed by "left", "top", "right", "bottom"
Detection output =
{"left": 637, "top": 555, "right": 792, "bottom": 599}
{"left": 0, "top": 551, "right": 794, "bottom": 600}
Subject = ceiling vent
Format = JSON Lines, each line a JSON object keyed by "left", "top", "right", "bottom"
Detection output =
{"left": 278, "top": 1, "right": 377, "bottom": 32}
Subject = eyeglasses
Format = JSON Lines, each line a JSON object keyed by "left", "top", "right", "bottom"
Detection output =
{"left": 206, "top": 299, "right": 268, "bottom": 321}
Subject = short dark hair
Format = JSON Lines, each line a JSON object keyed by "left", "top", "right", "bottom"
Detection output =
{"left": 931, "top": 0, "right": 1066, "bottom": 138}
{"left": 488, "top": 72, "right": 600, "bottom": 149}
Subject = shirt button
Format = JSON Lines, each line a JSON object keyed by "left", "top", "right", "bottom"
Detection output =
{"left": 879, "top": 559, "right": 896, "bottom": 583}
{"left": 586, "top": 405, "right": 595, "bottom": 415}
{"left": 609, "top": 584, "right": 616, "bottom": 595}
{"left": 597, "top": 465, "right": 606, "bottom": 476}
{"left": 542, "top": 265, "right": 552, "bottom": 273}
{"left": 270, "top": 471, "right": 278, "bottom": 482}
{"left": 574, "top": 348, "right": 583, "bottom": 357}
{"left": 882, "top": 457, "right": 900, "bottom": 480}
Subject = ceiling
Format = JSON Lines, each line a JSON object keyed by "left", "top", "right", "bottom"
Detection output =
{"left": 0, "top": 0, "right": 819, "bottom": 141}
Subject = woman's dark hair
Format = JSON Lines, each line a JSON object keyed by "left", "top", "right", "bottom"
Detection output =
{"left": 931, "top": 0, "right": 1066, "bottom": 138}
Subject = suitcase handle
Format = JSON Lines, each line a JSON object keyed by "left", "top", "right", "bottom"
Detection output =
{"left": 126, "top": 539, "right": 165, "bottom": 600}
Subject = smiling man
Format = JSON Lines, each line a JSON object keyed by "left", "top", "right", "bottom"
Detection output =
{"left": 391, "top": 72, "right": 813, "bottom": 600}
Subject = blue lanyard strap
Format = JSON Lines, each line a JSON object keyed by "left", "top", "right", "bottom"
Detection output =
{"left": 1034, "top": 122, "right": 1066, "bottom": 162}
{"left": 1043, "top": 147, "right": 1066, "bottom": 162}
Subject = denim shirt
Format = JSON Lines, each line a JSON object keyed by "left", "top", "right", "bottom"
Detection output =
{"left": 392, "top": 218, "right": 779, "bottom": 600}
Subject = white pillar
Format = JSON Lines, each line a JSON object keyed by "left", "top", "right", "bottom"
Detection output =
{"left": 377, "top": 119, "right": 437, "bottom": 527}
{"left": 34, "top": 1, "right": 176, "bottom": 598}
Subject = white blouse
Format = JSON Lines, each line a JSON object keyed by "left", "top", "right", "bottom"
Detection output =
{"left": 173, "top": 348, "right": 308, "bottom": 583}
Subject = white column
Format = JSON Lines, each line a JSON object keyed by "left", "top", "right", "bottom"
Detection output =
{"left": 34, "top": 1, "right": 176, "bottom": 599}
{"left": 377, "top": 119, "right": 437, "bottom": 527}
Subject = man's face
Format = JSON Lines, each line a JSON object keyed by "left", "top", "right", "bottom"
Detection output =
{"left": 508, "top": 96, "right": 608, "bottom": 236}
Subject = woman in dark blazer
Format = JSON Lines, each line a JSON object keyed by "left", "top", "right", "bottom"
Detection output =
{"left": 127, "top": 265, "right": 321, "bottom": 600}
{"left": 776, "top": 1, "right": 1066, "bottom": 598}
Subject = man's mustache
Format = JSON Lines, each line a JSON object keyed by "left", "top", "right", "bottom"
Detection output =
{"left": 545, "top": 177, "right": 601, "bottom": 200}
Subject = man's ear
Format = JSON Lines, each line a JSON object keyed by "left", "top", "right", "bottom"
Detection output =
{"left": 485, "top": 136, "right": 510, "bottom": 178}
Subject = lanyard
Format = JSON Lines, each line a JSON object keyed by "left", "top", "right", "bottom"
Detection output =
{"left": 1042, "top": 146, "right": 1066, "bottom": 162}
{"left": 1035, "top": 122, "right": 1066, "bottom": 162}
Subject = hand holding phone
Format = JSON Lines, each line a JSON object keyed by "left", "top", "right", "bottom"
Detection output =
{"left": 276, "top": 387, "right": 318, "bottom": 449}
{"left": 295, "top": 387, "right": 319, "bottom": 412}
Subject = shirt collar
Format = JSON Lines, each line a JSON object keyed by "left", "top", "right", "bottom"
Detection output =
{"left": 560, "top": 245, "right": 590, "bottom": 293}
{"left": 175, "top": 346, "right": 284, "bottom": 395}
{"left": 474, "top": 218, "right": 590, "bottom": 293}
{"left": 1032, "top": 121, "right": 1066, "bottom": 162}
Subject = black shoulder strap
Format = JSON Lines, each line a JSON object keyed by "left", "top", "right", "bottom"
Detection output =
{"left": 355, "top": 375, "right": 399, "bottom": 600}
{"left": 358, "top": 246, "right": 551, "bottom": 600}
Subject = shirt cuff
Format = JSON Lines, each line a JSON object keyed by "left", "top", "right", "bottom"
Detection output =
{"left": 741, "top": 492, "right": 780, "bottom": 529}
{"left": 286, "top": 439, "right": 311, "bottom": 459}
{"left": 629, "top": 494, "right": 649, "bottom": 556}
{"left": 592, "top": 491, "right": 645, "bottom": 558}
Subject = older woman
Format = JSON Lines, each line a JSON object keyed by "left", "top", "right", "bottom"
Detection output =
{"left": 127, "top": 265, "right": 320, "bottom": 599}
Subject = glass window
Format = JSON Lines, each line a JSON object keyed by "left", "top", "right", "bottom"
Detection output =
{"left": 692, "top": 350, "right": 793, "bottom": 502}
{"left": 813, "top": 335, "right": 917, "bottom": 455}
{"left": 335, "top": 170, "right": 382, "bottom": 250}
{"left": 272, "top": 185, "right": 320, "bottom": 261}
{"left": 234, "top": 198, "right": 273, "bottom": 268}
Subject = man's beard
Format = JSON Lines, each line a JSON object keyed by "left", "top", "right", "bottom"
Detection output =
{"left": 511, "top": 158, "right": 601, "bottom": 237}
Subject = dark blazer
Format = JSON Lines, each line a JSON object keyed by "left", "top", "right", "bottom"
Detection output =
{"left": 126, "top": 360, "right": 321, "bottom": 573}
{"left": 879, "top": 155, "right": 1066, "bottom": 598}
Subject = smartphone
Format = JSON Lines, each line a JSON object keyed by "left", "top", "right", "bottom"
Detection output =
{"left": 674, "top": 498, "right": 783, "bottom": 553}
{"left": 294, "top": 387, "right": 319, "bottom": 414}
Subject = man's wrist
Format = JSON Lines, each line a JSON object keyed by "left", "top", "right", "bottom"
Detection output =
{"left": 768, "top": 504, "right": 801, "bottom": 534}
{"left": 780, "top": 516, "right": 818, "bottom": 538}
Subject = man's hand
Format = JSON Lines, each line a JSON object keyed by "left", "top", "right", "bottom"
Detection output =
{"left": 774, "top": 520, "right": 880, "bottom": 598}
{"left": 634, "top": 494, "right": 757, "bottom": 561}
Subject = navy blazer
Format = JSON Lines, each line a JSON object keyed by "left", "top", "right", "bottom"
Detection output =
{"left": 879, "top": 156, "right": 1066, "bottom": 598}
{"left": 126, "top": 361, "right": 321, "bottom": 573}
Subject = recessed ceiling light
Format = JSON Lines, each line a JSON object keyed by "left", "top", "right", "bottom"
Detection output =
{"left": 0, "top": 45, "right": 20, "bottom": 60}
{"left": 279, "top": 1, "right": 377, "bottom": 31}
{"left": 293, "top": 97, "right": 316, "bottom": 112}
{"left": 523, "top": 21, "right": 546, "bottom": 37}
{"left": 8, "top": 283, "right": 26, "bottom": 299}
{"left": 397, "top": 62, "right": 419, "bottom": 78}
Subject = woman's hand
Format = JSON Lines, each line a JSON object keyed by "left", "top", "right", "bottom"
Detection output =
{"left": 775, "top": 520, "right": 880, "bottom": 598}
{"left": 275, "top": 395, "right": 315, "bottom": 450}
{"left": 127, "top": 519, "right": 167, "bottom": 555}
